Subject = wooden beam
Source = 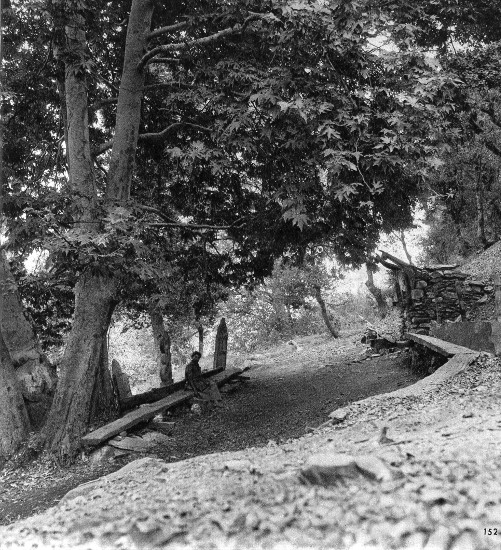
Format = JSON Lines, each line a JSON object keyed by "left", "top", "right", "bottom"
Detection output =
{"left": 406, "top": 332, "right": 477, "bottom": 357}
{"left": 121, "top": 367, "right": 223, "bottom": 411}
{"left": 81, "top": 367, "right": 248, "bottom": 447}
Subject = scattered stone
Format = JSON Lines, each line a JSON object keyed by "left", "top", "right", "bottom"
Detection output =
{"left": 299, "top": 453, "right": 394, "bottom": 486}
{"left": 142, "top": 431, "right": 172, "bottom": 445}
{"left": 378, "top": 426, "right": 396, "bottom": 445}
{"left": 420, "top": 488, "right": 451, "bottom": 505}
{"left": 403, "top": 531, "right": 427, "bottom": 548}
{"left": 108, "top": 435, "right": 154, "bottom": 452}
{"left": 462, "top": 412, "right": 474, "bottom": 418}
{"left": 423, "top": 526, "right": 450, "bottom": 550}
{"left": 449, "top": 531, "right": 477, "bottom": 550}
{"left": 60, "top": 478, "right": 104, "bottom": 503}
{"left": 88, "top": 445, "right": 117, "bottom": 465}
{"left": 191, "top": 403, "right": 203, "bottom": 415}
{"left": 300, "top": 453, "right": 360, "bottom": 486}
{"left": 148, "top": 420, "right": 175, "bottom": 435}
{"left": 223, "top": 459, "right": 253, "bottom": 472}
{"left": 353, "top": 456, "right": 394, "bottom": 482}
{"left": 328, "top": 408, "right": 348, "bottom": 424}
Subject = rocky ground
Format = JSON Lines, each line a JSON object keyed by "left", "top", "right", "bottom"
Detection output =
{"left": 2, "top": 334, "right": 501, "bottom": 549}
{"left": 0, "top": 332, "right": 419, "bottom": 527}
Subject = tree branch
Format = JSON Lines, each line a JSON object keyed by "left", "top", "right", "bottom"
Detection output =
{"left": 481, "top": 106, "right": 501, "bottom": 130}
{"left": 147, "top": 57, "right": 181, "bottom": 65}
{"left": 93, "top": 122, "right": 211, "bottom": 156}
{"left": 484, "top": 140, "right": 501, "bottom": 158}
{"left": 138, "top": 122, "right": 210, "bottom": 143}
{"left": 148, "top": 222, "right": 230, "bottom": 230}
{"left": 148, "top": 20, "right": 188, "bottom": 40}
{"left": 139, "top": 13, "right": 269, "bottom": 68}
{"left": 89, "top": 97, "right": 118, "bottom": 113}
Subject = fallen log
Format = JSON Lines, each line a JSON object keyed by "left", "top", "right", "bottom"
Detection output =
{"left": 81, "top": 367, "right": 248, "bottom": 447}
{"left": 120, "top": 367, "right": 224, "bottom": 411}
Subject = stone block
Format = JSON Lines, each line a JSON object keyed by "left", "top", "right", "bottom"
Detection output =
{"left": 431, "top": 321, "right": 501, "bottom": 355}
{"left": 416, "top": 280, "right": 428, "bottom": 289}
{"left": 411, "top": 289, "right": 424, "bottom": 300}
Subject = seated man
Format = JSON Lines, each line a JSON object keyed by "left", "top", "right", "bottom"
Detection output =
{"left": 185, "top": 351, "right": 222, "bottom": 405}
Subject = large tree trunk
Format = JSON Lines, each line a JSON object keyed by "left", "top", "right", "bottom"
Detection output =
{"left": 365, "top": 263, "right": 387, "bottom": 318}
{"left": 106, "top": 0, "right": 154, "bottom": 201}
{"left": 41, "top": 0, "right": 154, "bottom": 460}
{"left": 0, "top": 251, "right": 57, "bottom": 429}
{"left": 149, "top": 306, "right": 173, "bottom": 386}
{"left": 40, "top": 273, "right": 118, "bottom": 462}
{"left": 0, "top": 331, "right": 31, "bottom": 463}
{"left": 313, "top": 284, "right": 339, "bottom": 338}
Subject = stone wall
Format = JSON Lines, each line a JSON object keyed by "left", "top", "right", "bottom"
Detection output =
{"left": 401, "top": 267, "right": 494, "bottom": 334}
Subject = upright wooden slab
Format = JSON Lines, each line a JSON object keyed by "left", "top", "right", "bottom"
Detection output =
{"left": 213, "top": 318, "right": 228, "bottom": 370}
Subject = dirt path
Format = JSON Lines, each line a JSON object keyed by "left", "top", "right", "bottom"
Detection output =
{"left": 0, "top": 333, "right": 421, "bottom": 525}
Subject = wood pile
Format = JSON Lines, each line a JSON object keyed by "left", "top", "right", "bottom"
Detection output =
{"left": 377, "top": 251, "right": 494, "bottom": 335}
{"left": 406, "top": 268, "right": 493, "bottom": 334}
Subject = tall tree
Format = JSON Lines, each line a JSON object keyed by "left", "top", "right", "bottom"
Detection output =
{"left": 2, "top": 0, "right": 472, "bottom": 460}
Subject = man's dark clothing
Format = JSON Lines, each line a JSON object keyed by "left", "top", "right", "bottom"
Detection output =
{"left": 185, "top": 358, "right": 209, "bottom": 395}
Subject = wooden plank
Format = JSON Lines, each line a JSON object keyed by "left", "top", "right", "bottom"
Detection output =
{"left": 81, "top": 367, "right": 248, "bottom": 447}
{"left": 81, "top": 390, "right": 193, "bottom": 446}
{"left": 121, "top": 367, "right": 224, "bottom": 411}
{"left": 406, "top": 332, "right": 477, "bottom": 357}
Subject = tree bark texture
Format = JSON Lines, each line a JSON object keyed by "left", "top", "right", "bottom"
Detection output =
{"left": 64, "top": 11, "right": 96, "bottom": 223}
{"left": 89, "top": 330, "right": 119, "bottom": 424}
{"left": 149, "top": 306, "right": 173, "bottom": 386}
{"left": 313, "top": 285, "right": 339, "bottom": 338}
{"left": 198, "top": 323, "right": 204, "bottom": 355}
{"left": 41, "top": 0, "right": 154, "bottom": 459}
{"left": 106, "top": 0, "right": 154, "bottom": 202}
{"left": 40, "top": 273, "right": 118, "bottom": 462}
{"left": 213, "top": 318, "right": 228, "bottom": 370}
{"left": 0, "top": 251, "right": 57, "bottom": 428}
{"left": 365, "top": 263, "right": 387, "bottom": 318}
{"left": 0, "top": 330, "right": 30, "bottom": 462}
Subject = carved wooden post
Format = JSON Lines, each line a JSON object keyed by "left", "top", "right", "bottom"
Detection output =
{"left": 494, "top": 274, "right": 501, "bottom": 322}
{"left": 111, "top": 358, "right": 132, "bottom": 407}
{"left": 213, "top": 318, "right": 228, "bottom": 371}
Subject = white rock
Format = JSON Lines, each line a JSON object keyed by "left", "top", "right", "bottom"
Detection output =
{"left": 354, "top": 456, "right": 394, "bottom": 482}
{"left": 424, "top": 526, "right": 450, "bottom": 550}
{"left": 328, "top": 408, "right": 348, "bottom": 423}
{"left": 224, "top": 459, "right": 252, "bottom": 472}
{"left": 300, "top": 452, "right": 395, "bottom": 486}
{"left": 300, "top": 453, "right": 359, "bottom": 486}
{"left": 449, "top": 531, "right": 477, "bottom": 550}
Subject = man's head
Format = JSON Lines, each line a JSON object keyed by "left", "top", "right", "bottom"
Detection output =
{"left": 191, "top": 351, "right": 202, "bottom": 360}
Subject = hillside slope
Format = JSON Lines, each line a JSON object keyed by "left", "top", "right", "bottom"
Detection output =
{"left": 461, "top": 240, "right": 501, "bottom": 282}
{"left": 1, "top": 339, "right": 501, "bottom": 549}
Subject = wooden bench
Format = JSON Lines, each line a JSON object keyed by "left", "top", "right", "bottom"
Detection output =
{"left": 81, "top": 367, "right": 248, "bottom": 447}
